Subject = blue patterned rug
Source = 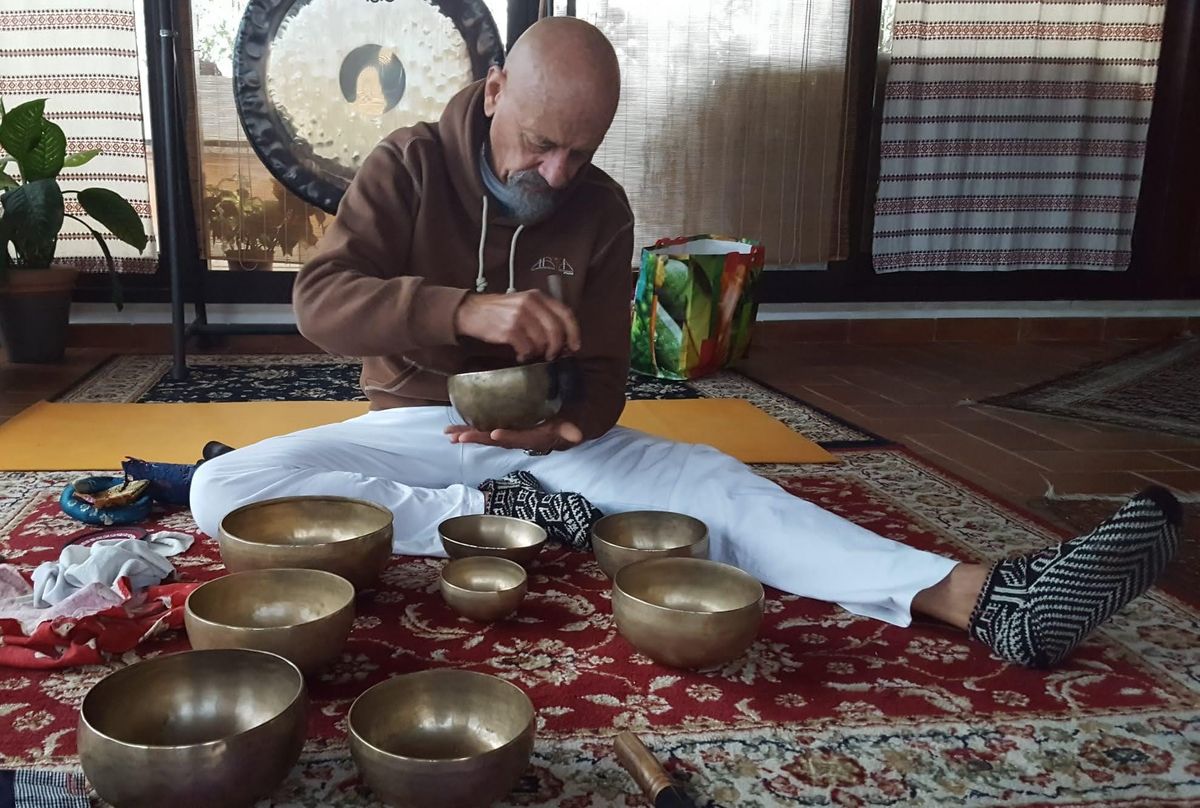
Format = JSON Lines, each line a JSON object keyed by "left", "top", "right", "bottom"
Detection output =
{"left": 57, "top": 355, "right": 886, "bottom": 448}
{"left": 984, "top": 337, "right": 1200, "bottom": 439}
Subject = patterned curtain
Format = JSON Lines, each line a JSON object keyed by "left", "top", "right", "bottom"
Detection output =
{"left": 872, "top": 0, "right": 1164, "bottom": 273}
{"left": 0, "top": 0, "right": 156, "bottom": 273}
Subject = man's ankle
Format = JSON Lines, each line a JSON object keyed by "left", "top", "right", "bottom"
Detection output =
{"left": 911, "top": 562, "right": 989, "bottom": 630}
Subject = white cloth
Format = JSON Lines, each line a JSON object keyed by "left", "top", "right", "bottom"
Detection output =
{"left": 31, "top": 532, "right": 194, "bottom": 608}
{"left": 190, "top": 407, "right": 957, "bottom": 626}
{"left": 0, "top": 566, "right": 126, "bottom": 635}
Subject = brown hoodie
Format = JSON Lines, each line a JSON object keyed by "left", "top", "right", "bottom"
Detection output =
{"left": 293, "top": 81, "right": 635, "bottom": 442}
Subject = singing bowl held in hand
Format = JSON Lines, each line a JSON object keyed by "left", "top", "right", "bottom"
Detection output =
{"left": 612, "top": 557, "right": 765, "bottom": 669}
{"left": 217, "top": 495, "right": 393, "bottom": 590}
{"left": 591, "top": 511, "right": 710, "bottom": 579}
{"left": 184, "top": 568, "right": 356, "bottom": 674}
{"left": 77, "top": 649, "right": 307, "bottom": 808}
{"left": 447, "top": 360, "right": 570, "bottom": 432}
{"left": 348, "top": 669, "right": 535, "bottom": 808}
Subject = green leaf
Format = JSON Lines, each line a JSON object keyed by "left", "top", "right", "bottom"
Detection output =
{"left": 0, "top": 172, "right": 16, "bottom": 191}
{"left": 0, "top": 99, "right": 46, "bottom": 159}
{"left": 1, "top": 179, "right": 64, "bottom": 251}
{"left": 62, "top": 148, "right": 101, "bottom": 168}
{"left": 17, "top": 120, "right": 65, "bottom": 181}
{"left": 65, "top": 212, "right": 124, "bottom": 310}
{"left": 78, "top": 187, "right": 146, "bottom": 251}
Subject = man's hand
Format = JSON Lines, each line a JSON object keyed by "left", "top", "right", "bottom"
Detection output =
{"left": 444, "top": 419, "right": 583, "bottom": 452}
{"left": 453, "top": 291, "right": 581, "bottom": 362}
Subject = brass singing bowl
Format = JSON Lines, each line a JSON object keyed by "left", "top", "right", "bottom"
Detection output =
{"left": 612, "top": 557, "right": 765, "bottom": 669}
{"left": 447, "top": 361, "right": 561, "bottom": 432}
{"left": 348, "top": 669, "right": 535, "bottom": 808}
{"left": 440, "top": 556, "right": 528, "bottom": 621}
{"left": 185, "top": 568, "right": 356, "bottom": 674}
{"left": 78, "top": 649, "right": 307, "bottom": 808}
{"left": 591, "top": 511, "right": 710, "bottom": 579}
{"left": 218, "top": 495, "right": 393, "bottom": 590}
{"left": 439, "top": 514, "right": 547, "bottom": 565}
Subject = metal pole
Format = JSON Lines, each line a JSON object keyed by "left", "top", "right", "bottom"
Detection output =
{"left": 152, "top": 0, "right": 189, "bottom": 380}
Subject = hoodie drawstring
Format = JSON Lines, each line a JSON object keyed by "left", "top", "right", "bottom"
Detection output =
{"left": 475, "top": 195, "right": 489, "bottom": 292}
{"left": 475, "top": 194, "right": 525, "bottom": 296}
{"left": 507, "top": 224, "right": 525, "bottom": 294}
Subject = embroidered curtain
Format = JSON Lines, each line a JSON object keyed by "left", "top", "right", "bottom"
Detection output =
{"left": 872, "top": 0, "right": 1164, "bottom": 273}
{"left": 0, "top": 0, "right": 156, "bottom": 273}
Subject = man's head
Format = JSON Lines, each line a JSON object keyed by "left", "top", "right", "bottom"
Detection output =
{"left": 483, "top": 17, "right": 620, "bottom": 223}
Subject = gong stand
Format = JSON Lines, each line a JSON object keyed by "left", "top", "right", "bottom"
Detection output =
{"left": 143, "top": 0, "right": 517, "bottom": 380}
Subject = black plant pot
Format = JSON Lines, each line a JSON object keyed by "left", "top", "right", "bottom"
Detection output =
{"left": 0, "top": 266, "right": 77, "bottom": 363}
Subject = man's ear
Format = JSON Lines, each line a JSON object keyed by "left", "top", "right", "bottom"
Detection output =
{"left": 483, "top": 65, "right": 506, "bottom": 117}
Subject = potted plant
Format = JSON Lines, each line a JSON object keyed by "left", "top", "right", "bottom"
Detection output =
{"left": 0, "top": 98, "right": 146, "bottom": 363}
{"left": 203, "top": 177, "right": 322, "bottom": 271}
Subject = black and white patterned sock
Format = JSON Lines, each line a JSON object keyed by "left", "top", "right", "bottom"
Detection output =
{"left": 969, "top": 486, "right": 1181, "bottom": 668}
{"left": 480, "top": 471, "right": 602, "bottom": 551}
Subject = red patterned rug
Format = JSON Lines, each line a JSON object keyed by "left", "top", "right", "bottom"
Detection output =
{"left": 0, "top": 450, "right": 1197, "bottom": 806}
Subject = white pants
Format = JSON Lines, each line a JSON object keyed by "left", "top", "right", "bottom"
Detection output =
{"left": 189, "top": 406, "right": 957, "bottom": 626}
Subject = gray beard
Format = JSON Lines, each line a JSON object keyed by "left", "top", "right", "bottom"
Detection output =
{"left": 481, "top": 141, "right": 564, "bottom": 225}
{"left": 500, "top": 169, "right": 563, "bottom": 225}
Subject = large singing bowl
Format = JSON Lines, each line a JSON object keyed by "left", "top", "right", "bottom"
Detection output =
{"left": 591, "top": 511, "right": 710, "bottom": 579}
{"left": 185, "top": 568, "right": 356, "bottom": 674}
{"left": 218, "top": 495, "right": 393, "bottom": 590}
{"left": 348, "top": 669, "right": 535, "bottom": 808}
{"left": 77, "top": 649, "right": 307, "bottom": 808}
{"left": 612, "top": 557, "right": 765, "bottom": 669}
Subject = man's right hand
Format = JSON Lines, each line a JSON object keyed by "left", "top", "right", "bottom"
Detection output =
{"left": 453, "top": 290, "right": 582, "bottom": 362}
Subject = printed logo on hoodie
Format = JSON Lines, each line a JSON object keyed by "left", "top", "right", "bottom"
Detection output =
{"left": 531, "top": 256, "right": 575, "bottom": 276}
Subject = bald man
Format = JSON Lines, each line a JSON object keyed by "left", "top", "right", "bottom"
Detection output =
{"left": 192, "top": 19, "right": 1180, "bottom": 669}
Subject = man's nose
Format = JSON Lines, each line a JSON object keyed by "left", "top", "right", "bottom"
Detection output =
{"left": 539, "top": 150, "right": 573, "bottom": 189}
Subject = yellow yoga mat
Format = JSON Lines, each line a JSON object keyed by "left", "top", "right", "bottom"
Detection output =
{"left": 0, "top": 398, "right": 835, "bottom": 471}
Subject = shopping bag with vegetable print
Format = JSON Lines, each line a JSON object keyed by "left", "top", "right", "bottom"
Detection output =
{"left": 630, "top": 235, "right": 765, "bottom": 380}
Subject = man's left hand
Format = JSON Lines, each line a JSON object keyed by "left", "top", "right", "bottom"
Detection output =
{"left": 444, "top": 419, "right": 583, "bottom": 453}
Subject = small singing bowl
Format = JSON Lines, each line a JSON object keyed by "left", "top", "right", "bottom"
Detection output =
{"left": 218, "top": 495, "right": 393, "bottom": 590}
{"left": 439, "top": 514, "right": 548, "bottom": 565}
{"left": 591, "top": 511, "right": 710, "bottom": 579}
{"left": 447, "top": 361, "right": 562, "bottom": 432}
{"left": 78, "top": 649, "right": 307, "bottom": 808}
{"left": 612, "top": 557, "right": 765, "bottom": 669}
{"left": 184, "top": 568, "right": 356, "bottom": 674}
{"left": 440, "top": 556, "right": 528, "bottom": 621}
{"left": 348, "top": 669, "right": 535, "bottom": 808}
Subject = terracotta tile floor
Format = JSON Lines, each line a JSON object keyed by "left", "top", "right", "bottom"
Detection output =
{"left": 738, "top": 340, "right": 1200, "bottom": 517}
{"left": 3, "top": 340, "right": 1197, "bottom": 532}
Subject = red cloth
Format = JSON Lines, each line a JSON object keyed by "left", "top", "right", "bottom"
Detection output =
{"left": 0, "top": 579, "right": 198, "bottom": 669}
